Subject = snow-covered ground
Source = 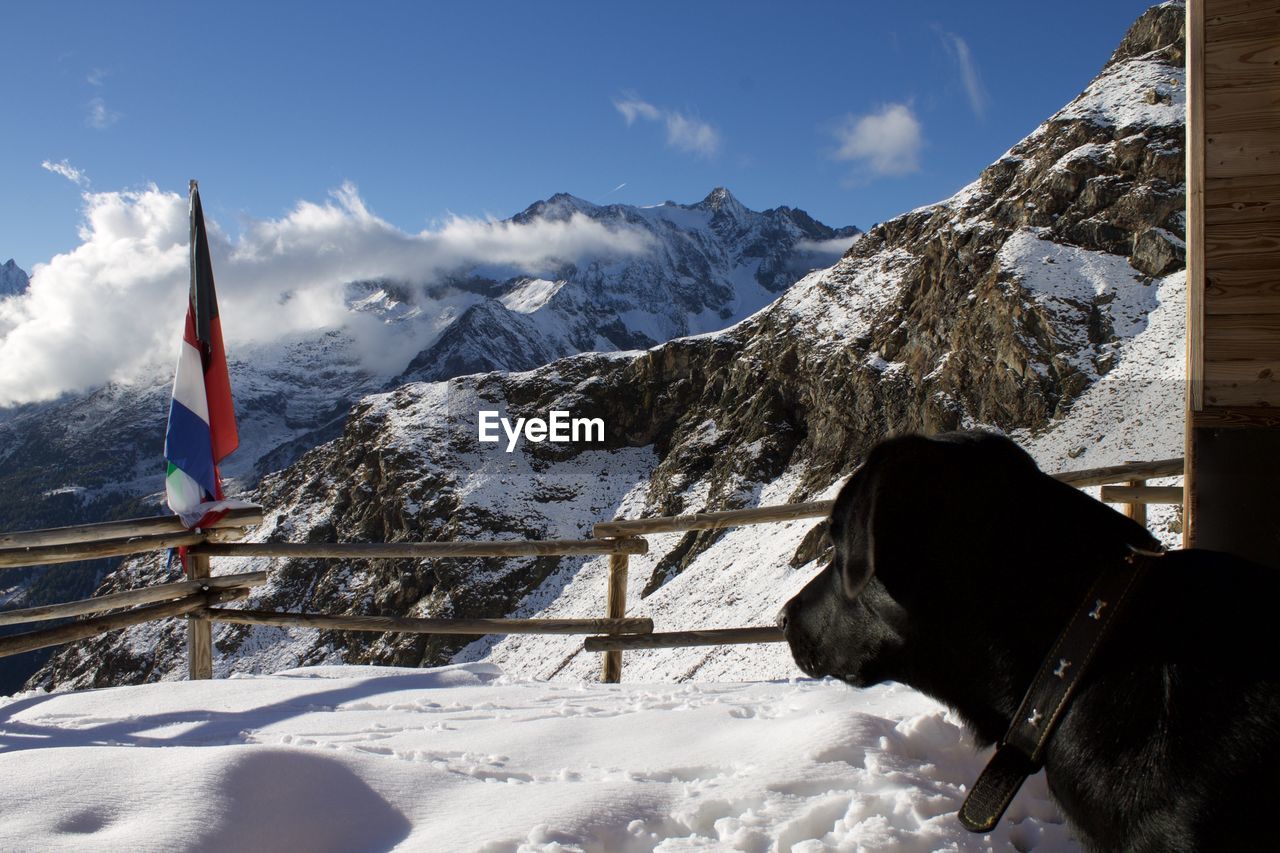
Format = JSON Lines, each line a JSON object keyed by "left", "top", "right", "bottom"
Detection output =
{"left": 0, "top": 662, "right": 1078, "bottom": 852}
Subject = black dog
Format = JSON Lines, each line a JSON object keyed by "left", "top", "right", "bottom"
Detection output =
{"left": 780, "top": 431, "right": 1280, "bottom": 852}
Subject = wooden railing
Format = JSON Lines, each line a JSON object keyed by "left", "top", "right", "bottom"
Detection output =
{"left": 0, "top": 457, "right": 1183, "bottom": 686}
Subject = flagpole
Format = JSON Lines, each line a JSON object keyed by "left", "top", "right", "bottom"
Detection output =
{"left": 185, "top": 178, "right": 213, "bottom": 680}
{"left": 189, "top": 179, "right": 198, "bottom": 308}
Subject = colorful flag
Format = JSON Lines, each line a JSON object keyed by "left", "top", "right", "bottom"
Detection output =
{"left": 164, "top": 181, "right": 243, "bottom": 529}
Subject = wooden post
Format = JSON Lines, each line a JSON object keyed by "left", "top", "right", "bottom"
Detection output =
{"left": 187, "top": 552, "right": 213, "bottom": 680}
{"left": 601, "top": 538, "right": 631, "bottom": 684}
{"left": 1124, "top": 478, "right": 1148, "bottom": 530}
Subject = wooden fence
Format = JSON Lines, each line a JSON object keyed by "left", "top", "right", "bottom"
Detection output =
{"left": 0, "top": 457, "right": 1183, "bottom": 685}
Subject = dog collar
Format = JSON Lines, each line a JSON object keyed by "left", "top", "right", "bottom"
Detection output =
{"left": 958, "top": 543, "right": 1163, "bottom": 833}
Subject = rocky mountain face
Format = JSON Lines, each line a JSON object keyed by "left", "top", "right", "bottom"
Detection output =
{"left": 28, "top": 3, "right": 1187, "bottom": 691}
{"left": 0, "top": 259, "right": 27, "bottom": 298}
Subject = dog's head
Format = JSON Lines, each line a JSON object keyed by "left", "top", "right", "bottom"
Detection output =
{"left": 780, "top": 431, "right": 1156, "bottom": 714}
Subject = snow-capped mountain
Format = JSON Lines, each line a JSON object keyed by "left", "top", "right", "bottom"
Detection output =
{"left": 28, "top": 3, "right": 1187, "bottom": 692}
{"left": 0, "top": 260, "right": 27, "bottom": 298}
{"left": 398, "top": 189, "right": 859, "bottom": 382}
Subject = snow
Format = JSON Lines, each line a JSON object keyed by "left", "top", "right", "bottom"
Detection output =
{"left": 0, "top": 663, "right": 1078, "bottom": 851}
{"left": 1051, "top": 57, "right": 1183, "bottom": 131}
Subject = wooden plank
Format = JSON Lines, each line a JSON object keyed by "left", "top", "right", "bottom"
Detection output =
{"left": 191, "top": 538, "right": 648, "bottom": 559}
{"left": 1188, "top": 0, "right": 1207, "bottom": 413}
{"left": 0, "top": 506, "right": 263, "bottom": 550}
{"left": 1204, "top": 31, "right": 1280, "bottom": 81}
{"left": 0, "top": 532, "right": 207, "bottom": 570}
{"left": 601, "top": 549, "right": 629, "bottom": 684}
{"left": 1206, "top": 130, "right": 1280, "bottom": 179}
{"left": 1204, "top": 220, "right": 1280, "bottom": 269}
{"left": 1204, "top": 269, "right": 1280, "bottom": 314}
{"left": 204, "top": 608, "right": 654, "bottom": 636}
{"left": 0, "top": 571, "right": 268, "bottom": 627}
{"left": 187, "top": 554, "right": 213, "bottom": 680}
{"left": 585, "top": 627, "right": 784, "bottom": 653}
{"left": 1098, "top": 485, "right": 1185, "bottom": 505}
{"left": 1203, "top": 381, "right": 1280, "bottom": 408}
{"left": 1205, "top": 0, "right": 1280, "bottom": 35}
{"left": 1192, "top": 405, "right": 1280, "bottom": 429}
{"left": 593, "top": 460, "right": 1184, "bottom": 537}
{"left": 0, "top": 591, "right": 220, "bottom": 660}
{"left": 1204, "top": 314, "right": 1280, "bottom": 360}
{"left": 1205, "top": 359, "right": 1280, "bottom": 381}
{"left": 1047, "top": 458, "right": 1185, "bottom": 487}
{"left": 1205, "top": 174, "right": 1280, "bottom": 225}
{"left": 595, "top": 501, "right": 835, "bottom": 537}
{"left": 1205, "top": 83, "right": 1280, "bottom": 135}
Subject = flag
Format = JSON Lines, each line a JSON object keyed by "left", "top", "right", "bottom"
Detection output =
{"left": 164, "top": 181, "right": 243, "bottom": 529}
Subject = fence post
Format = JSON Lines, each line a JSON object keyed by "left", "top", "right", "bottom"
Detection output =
{"left": 601, "top": 537, "right": 631, "bottom": 683}
{"left": 187, "top": 552, "right": 213, "bottom": 680}
{"left": 1124, "top": 478, "right": 1148, "bottom": 530}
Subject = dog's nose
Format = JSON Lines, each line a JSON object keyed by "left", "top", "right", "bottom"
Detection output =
{"left": 776, "top": 606, "right": 789, "bottom": 632}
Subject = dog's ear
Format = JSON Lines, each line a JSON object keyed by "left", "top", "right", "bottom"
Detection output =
{"left": 832, "top": 434, "right": 971, "bottom": 600}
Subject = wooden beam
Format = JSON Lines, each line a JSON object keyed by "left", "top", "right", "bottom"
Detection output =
{"left": 0, "top": 588, "right": 250, "bottom": 660}
{"left": 1099, "top": 485, "right": 1184, "bottom": 506}
{"left": 0, "top": 532, "right": 207, "bottom": 570}
{"left": 584, "top": 627, "right": 784, "bottom": 653}
{"left": 1188, "top": 0, "right": 1207, "bottom": 414}
{"left": 191, "top": 538, "right": 648, "bottom": 560}
{"left": 1051, "top": 458, "right": 1185, "bottom": 488}
{"left": 601, "top": 544, "right": 630, "bottom": 684}
{"left": 1192, "top": 405, "right": 1280, "bottom": 429}
{"left": 187, "top": 554, "right": 213, "bottom": 680}
{"left": 593, "top": 460, "right": 1185, "bottom": 537}
{"left": 0, "top": 506, "right": 263, "bottom": 550}
{"left": 204, "top": 608, "right": 655, "bottom": 636}
{"left": 0, "top": 571, "right": 267, "bottom": 627}
{"left": 594, "top": 501, "right": 834, "bottom": 537}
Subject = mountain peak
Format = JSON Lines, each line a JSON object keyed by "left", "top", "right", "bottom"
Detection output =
{"left": 0, "top": 258, "right": 29, "bottom": 298}
{"left": 698, "top": 187, "right": 742, "bottom": 211}
{"left": 511, "top": 192, "right": 599, "bottom": 224}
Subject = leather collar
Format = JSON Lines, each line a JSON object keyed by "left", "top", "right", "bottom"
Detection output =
{"left": 958, "top": 543, "right": 1164, "bottom": 832}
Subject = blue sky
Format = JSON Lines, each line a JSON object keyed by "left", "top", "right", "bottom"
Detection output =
{"left": 3, "top": 0, "right": 1157, "bottom": 270}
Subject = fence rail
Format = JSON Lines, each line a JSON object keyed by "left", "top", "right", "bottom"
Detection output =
{"left": 0, "top": 455, "right": 1184, "bottom": 685}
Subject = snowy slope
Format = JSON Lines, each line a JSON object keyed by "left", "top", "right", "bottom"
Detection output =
{"left": 0, "top": 663, "right": 1078, "bottom": 852}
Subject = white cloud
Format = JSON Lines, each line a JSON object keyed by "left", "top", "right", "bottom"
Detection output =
{"left": 794, "top": 234, "right": 861, "bottom": 255}
{"left": 663, "top": 112, "right": 720, "bottom": 157}
{"left": 614, "top": 96, "right": 721, "bottom": 158}
{"left": 613, "top": 97, "right": 662, "bottom": 126}
{"left": 86, "top": 68, "right": 108, "bottom": 87}
{"left": 0, "top": 183, "right": 655, "bottom": 406}
{"left": 41, "top": 159, "right": 89, "bottom": 186}
{"left": 941, "top": 32, "right": 987, "bottom": 119}
{"left": 832, "top": 103, "right": 923, "bottom": 177}
{"left": 86, "top": 97, "right": 120, "bottom": 129}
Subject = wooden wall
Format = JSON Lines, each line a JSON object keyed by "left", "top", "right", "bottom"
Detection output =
{"left": 1186, "top": 0, "right": 1280, "bottom": 565}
